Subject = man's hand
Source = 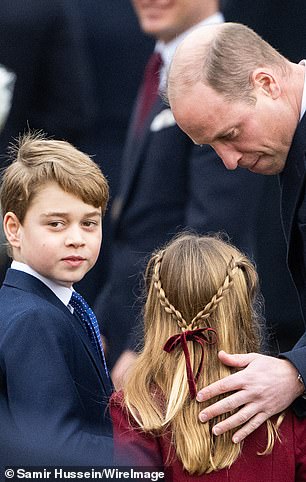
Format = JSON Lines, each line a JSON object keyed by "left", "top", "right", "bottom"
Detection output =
{"left": 197, "top": 351, "right": 304, "bottom": 443}
{"left": 111, "top": 350, "right": 138, "bottom": 390}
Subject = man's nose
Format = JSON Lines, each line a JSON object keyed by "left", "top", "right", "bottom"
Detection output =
{"left": 212, "top": 144, "right": 242, "bottom": 170}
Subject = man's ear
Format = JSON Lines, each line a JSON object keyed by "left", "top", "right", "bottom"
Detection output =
{"left": 251, "top": 68, "right": 281, "bottom": 99}
{"left": 3, "top": 212, "right": 22, "bottom": 248}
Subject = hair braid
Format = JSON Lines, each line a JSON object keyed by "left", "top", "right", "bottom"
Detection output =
{"left": 191, "top": 257, "right": 242, "bottom": 328}
{"left": 153, "top": 252, "right": 244, "bottom": 331}
{"left": 153, "top": 251, "right": 188, "bottom": 330}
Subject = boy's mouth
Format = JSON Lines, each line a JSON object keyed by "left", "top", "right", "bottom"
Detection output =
{"left": 62, "top": 256, "right": 86, "bottom": 267}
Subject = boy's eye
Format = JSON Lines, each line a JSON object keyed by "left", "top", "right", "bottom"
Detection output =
{"left": 48, "top": 221, "right": 64, "bottom": 228}
{"left": 82, "top": 220, "right": 98, "bottom": 228}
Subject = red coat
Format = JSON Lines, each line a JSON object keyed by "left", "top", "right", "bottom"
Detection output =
{"left": 110, "top": 391, "right": 306, "bottom": 481}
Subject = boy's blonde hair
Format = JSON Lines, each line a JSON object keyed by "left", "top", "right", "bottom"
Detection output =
{"left": 0, "top": 132, "right": 109, "bottom": 223}
{"left": 123, "top": 233, "right": 283, "bottom": 474}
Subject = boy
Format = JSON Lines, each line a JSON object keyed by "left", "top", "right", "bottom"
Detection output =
{"left": 0, "top": 133, "right": 113, "bottom": 467}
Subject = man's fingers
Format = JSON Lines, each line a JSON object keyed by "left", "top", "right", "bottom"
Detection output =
{"left": 204, "top": 402, "right": 264, "bottom": 434}
{"left": 198, "top": 387, "right": 251, "bottom": 421}
{"left": 197, "top": 370, "right": 247, "bottom": 403}
{"left": 200, "top": 400, "right": 270, "bottom": 443}
{"left": 231, "top": 412, "right": 270, "bottom": 443}
{"left": 218, "top": 350, "right": 258, "bottom": 368}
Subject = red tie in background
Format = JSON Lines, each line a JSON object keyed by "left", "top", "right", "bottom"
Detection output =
{"left": 134, "top": 51, "right": 163, "bottom": 134}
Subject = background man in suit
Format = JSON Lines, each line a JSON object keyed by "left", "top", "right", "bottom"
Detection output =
{"left": 95, "top": 0, "right": 302, "bottom": 388}
{"left": 167, "top": 21, "right": 306, "bottom": 444}
{"left": 73, "top": 0, "right": 153, "bottom": 305}
{"left": 0, "top": 133, "right": 112, "bottom": 469}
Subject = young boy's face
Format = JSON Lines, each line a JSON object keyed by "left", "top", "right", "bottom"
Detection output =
{"left": 7, "top": 182, "right": 102, "bottom": 287}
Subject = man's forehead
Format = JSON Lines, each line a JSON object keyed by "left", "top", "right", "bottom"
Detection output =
{"left": 172, "top": 82, "right": 233, "bottom": 142}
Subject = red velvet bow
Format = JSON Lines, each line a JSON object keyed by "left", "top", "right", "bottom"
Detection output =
{"left": 163, "top": 327, "right": 217, "bottom": 400}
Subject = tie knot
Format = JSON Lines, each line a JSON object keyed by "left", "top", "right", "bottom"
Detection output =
{"left": 70, "top": 291, "right": 89, "bottom": 313}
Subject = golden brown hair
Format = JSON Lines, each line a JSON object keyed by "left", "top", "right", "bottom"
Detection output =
{"left": 123, "top": 233, "right": 282, "bottom": 474}
{"left": 0, "top": 131, "right": 109, "bottom": 224}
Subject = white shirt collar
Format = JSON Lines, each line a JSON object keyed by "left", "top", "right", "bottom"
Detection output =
{"left": 299, "top": 60, "right": 306, "bottom": 120}
{"left": 156, "top": 12, "right": 224, "bottom": 92}
{"left": 11, "top": 260, "right": 73, "bottom": 307}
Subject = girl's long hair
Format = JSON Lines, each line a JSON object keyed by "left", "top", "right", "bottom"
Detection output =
{"left": 122, "top": 233, "right": 282, "bottom": 474}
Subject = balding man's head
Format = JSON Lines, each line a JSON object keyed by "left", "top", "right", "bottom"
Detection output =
{"left": 166, "top": 22, "right": 295, "bottom": 176}
{"left": 167, "top": 22, "right": 288, "bottom": 108}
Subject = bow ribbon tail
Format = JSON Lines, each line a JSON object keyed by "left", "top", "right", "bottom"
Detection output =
{"left": 180, "top": 332, "right": 198, "bottom": 400}
{"left": 192, "top": 336, "right": 206, "bottom": 385}
{"left": 163, "top": 328, "right": 217, "bottom": 400}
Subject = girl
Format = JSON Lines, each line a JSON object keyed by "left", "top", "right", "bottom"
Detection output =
{"left": 110, "top": 233, "right": 306, "bottom": 480}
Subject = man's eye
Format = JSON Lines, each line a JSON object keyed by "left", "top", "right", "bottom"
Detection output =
{"left": 224, "top": 130, "right": 236, "bottom": 140}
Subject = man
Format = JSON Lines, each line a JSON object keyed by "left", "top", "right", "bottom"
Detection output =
{"left": 95, "top": 3, "right": 302, "bottom": 389}
{"left": 167, "top": 22, "right": 306, "bottom": 443}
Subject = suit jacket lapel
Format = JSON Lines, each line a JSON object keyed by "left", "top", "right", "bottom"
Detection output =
{"left": 117, "top": 98, "right": 164, "bottom": 216}
{"left": 68, "top": 310, "right": 113, "bottom": 395}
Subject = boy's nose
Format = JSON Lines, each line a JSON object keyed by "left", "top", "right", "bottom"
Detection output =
{"left": 65, "top": 227, "right": 85, "bottom": 247}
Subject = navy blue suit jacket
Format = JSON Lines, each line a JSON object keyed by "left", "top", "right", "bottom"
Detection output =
{"left": 0, "top": 269, "right": 113, "bottom": 468}
{"left": 95, "top": 95, "right": 302, "bottom": 368}
{"left": 280, "top": 113, "right": 306, "bottom": 415}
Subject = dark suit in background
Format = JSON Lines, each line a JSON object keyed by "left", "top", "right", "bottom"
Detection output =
{"left": 72, "top": 0, "right": 154, "bottom": 304}
{"left": 95, "top": 98, "right": 189, "bottom": 368}
{"left": 0, "top": 269, "right": 113, "bottom": 471}
{"left": 222, "top": 0, "right": 306, "bottom": 63}
{"left": 0, "top": 0, "right": 95, "bottom": 151}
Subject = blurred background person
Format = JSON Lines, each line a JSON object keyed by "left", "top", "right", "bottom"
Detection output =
{"left": 73, "top": 0, "right": 153, "bottom": 304}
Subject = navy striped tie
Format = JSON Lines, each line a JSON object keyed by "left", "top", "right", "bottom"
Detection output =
{"left": 70, "top": 291, "right": 109, "bottom": 377}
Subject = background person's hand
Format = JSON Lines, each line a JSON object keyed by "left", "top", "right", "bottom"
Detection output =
{"left": 197, "top": 350, "right": 304, "bottom": 443}
{"left": 111, "top": 350, "right": 138, "bottom": 391}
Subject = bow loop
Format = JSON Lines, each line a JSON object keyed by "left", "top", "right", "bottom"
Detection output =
{"left": 163, "top": 327, "right": 217, "bottom": 399}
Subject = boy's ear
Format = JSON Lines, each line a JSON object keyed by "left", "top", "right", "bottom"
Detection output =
{"left": 3, "top": 212, "right": 22, "bottom": 248}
